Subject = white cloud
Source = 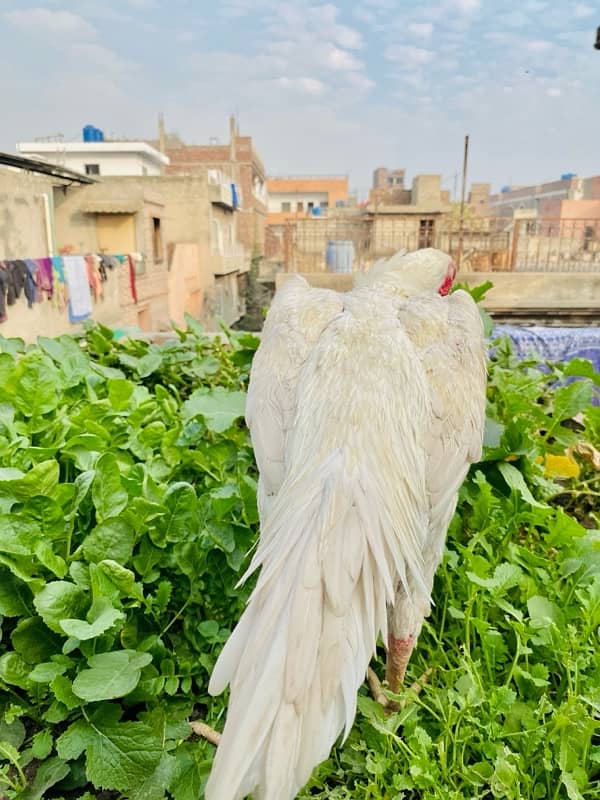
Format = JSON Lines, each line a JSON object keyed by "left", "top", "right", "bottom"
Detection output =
{"left": 68, "top": 43, "right": 136, "bottom": 74}
{"left": 526, "top": 40, "right": 553, "bottom": 52}
{"left": 276, "top": 77, "right": 326, "bottom": 95}
{"left": 447, "top": 0, "right": 481, "bottom": 12}
{"left": 176, "top": 31, "right": 196, "bottom": 43}
{"left": 408, "top": 22, "right": 434, "bottom": 38}
{"left": 325, "top": 45, "right": 363, "bottom": 72}
{"left": 574, "top": 4, "right": 594, "bottom": 18}
{"left": 385, "top": 45, "right": 433, "bottom": 65}
{"left": 4, "top": 7, "right": 96, "bottom": 38}
{"left": 546, "top": 87, "right": 562, "bottom": 97}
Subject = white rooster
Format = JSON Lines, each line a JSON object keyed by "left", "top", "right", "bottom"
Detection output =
{"left": 205, "top": 248, "right": 487, "bottom": 800}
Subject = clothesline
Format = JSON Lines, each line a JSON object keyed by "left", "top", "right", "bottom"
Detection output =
{"left": 0, "top": 252, "right": 142, "bottom": 326}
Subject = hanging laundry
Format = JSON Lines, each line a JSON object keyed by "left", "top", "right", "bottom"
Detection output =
{"left": 63, "top": 255, "right": 93, "bottom": 322}
{"left": 7, "top": 260, "right": 33, "bottom": 306}
{"left": 24, "top": 260, "right": 41, "bottom": 304}
{"left": 51, "top": 256, "right": 68, "bottom": 313}
{"left": 85, "top": 254, "right": 103, "bottom": 301}
{"left": 127, "top": 254, "right": 138, "bottom": 304}
{"left": 35, "top": 258, "right": 54, "bottom": 299}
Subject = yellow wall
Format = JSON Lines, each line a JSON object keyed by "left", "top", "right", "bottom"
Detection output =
{"left": 96, "top": 214, "right": 137, "bottom": 253}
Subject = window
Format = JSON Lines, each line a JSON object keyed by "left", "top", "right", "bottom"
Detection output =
{"left": 297, "top": 202, "right": 304, "bottom": 212}
{"left": 320, "top": 201, "right": 329, "bottom": 210}
{"left": 152, "top": 217, "right": 163, "bottom": 262}
{"left": 307, "top": 202, "right": 314, "bottom": 211}
{"left": 418, "top": 219, "right": 435, "bottom": 248}
{"left": 85, "top": 164, "right": 100, "bottom": 175}
{"left": 281, "top": 202, "right": 291, "bottom": 212}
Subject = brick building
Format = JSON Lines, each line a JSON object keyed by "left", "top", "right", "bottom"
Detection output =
{"left": 165, "top": 117, "right": 268, "bottom": 258}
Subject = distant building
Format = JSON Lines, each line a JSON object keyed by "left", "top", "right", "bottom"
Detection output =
{"left": 266, "top": 175, "right": 349, "bottom": 223}
{"left": 17, "top": 135, "right": 169, "bottom": 178}
{"left": 468, "top": 183, "right": 492, "bottom": 217}
{"left": 165, "top": 117, "right": 268, "bottom": 257}
{"left": 0, "top": 149, "right": 249, "bottom": 338}
{"left": 489, "top": 174, "right": 600, "bottom": 218}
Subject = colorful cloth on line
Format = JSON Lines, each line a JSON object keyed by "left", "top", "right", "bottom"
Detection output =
{"left": 63, "top": 255, "right": 93, "bottom": 322}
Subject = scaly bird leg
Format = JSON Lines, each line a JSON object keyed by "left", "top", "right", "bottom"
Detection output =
{"left": 386, "top": 633, "right": 415, "bottom": 695}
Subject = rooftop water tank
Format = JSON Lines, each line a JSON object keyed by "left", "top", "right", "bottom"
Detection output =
{"left": 83, "top": 126, "right": 105, "bottom": 142}
{"left": 560, "top": 173, "right": 577, "bottom": 180}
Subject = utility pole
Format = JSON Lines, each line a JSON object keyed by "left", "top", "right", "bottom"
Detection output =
{"left": 594, "top": 26, "right": 600, "bottom": 49}
{"left": 457, "top": 134, "right": 469, "bottom": 271}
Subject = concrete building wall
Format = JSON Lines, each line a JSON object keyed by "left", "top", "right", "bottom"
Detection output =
{"left": 0, "top": 169, "right": 54, "bottom": 259}
{"left": 165, "top": 119, "right": 267, "bottom": 257}
{"left": 412, "top": 175, "right": 443, "bottom": 207}
{"left": 17, "top": 143, "right": 168, "bottom": 177}
{"left": 267, "top": 176, "right": 349, "bottom": 225}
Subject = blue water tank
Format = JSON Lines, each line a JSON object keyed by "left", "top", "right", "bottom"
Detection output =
{"left": 94, "top": 127, "right": 105, "bottom": 142}
{"left": 83, "top": 125, "right": 95, "bottom": 142}
{"left": 501, "top": 185, "right": 511, "bottom": 193}
{"left": 326, "top": 241, "right": 355, "bottom": 273}
{"left": 560, "top": 172, "right": 576, "bottom": 180}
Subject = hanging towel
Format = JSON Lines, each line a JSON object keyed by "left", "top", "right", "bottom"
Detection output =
{"left": 35, "top": 258, "right": 54, "bottom": 299}
{"left": 51, "top": 256, "right": 68, "bottom": 312}
{"left": 127, "top": 254, "right": 138, "bottom": 304}
{"left": 63, "top": 255, "right": 93, "bottom": 322}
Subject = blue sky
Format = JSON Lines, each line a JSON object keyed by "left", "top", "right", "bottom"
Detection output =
{"left": 1, "top": 0, "right": 599, "bottom": 195}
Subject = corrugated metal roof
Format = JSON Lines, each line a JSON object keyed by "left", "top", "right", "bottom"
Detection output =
{"left": 0, "top": 151, "right": 96, "bottom": 184}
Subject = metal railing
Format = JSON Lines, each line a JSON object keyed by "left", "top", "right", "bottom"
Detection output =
{"left": 267, "top": 216, "right": 600, "bottom": 273}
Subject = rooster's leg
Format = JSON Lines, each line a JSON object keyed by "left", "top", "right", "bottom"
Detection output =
{"left": 386, "top": 633, "right": 415, "bottom": 694}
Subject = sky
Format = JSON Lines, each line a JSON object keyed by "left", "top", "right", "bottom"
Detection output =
{"left": 1, "top": 0, "right": 599, "bottom": 196}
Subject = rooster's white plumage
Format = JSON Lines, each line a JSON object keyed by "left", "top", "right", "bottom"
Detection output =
{"left": 205, "top": 248, "right": 487, "bottom": 800}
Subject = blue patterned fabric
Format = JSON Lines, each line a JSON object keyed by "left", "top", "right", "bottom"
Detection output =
{"left": 493, "top": 326, "right": 600, "bottom": 372}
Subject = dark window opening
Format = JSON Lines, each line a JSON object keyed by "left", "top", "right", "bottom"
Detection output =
{"left": 85, "top": 164, "right": 100, "bottom": 175}
{"left": 419, "top": 219, "right": 435, "bottom": 248}
{"left": 152, "top": 217, "right": 163, "bottom": 262}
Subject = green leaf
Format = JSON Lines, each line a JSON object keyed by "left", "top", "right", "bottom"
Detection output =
{"left": 72, "top": 650, "right": 153, "bottom": 701}
{"left": 60, "top": 602, "right": 125, "bottom": 641}
{"left": 498, "top": 462, "right": 545, "bottom": 507}
{"left": 11, "top": 616, "right": 62, "bottom": 663}
{"left": 98, "top": 560, "right": 143, "bottom": 599}
{"left": 0, "top": 652, "right": 35, "bottom": 689}
{"left": 0, "top": 719, "right": 26, "bottom": 749}
{"left": 0, "top": 568, "right": 32, "bottom": 616}
{"left": 19, "top": 757, "right": 70, "bottom": 800}
{"left": 29, "top": 661, "right": 68, "bottom": 683}
{"left": 34, "top": 581, "right": 89, "bottom": 634}
{"left": 151, "top": 483, "right": 199, "bottom": 547}
{"left": 527, "top": 595, "right": 565, "bottom": 631}
{"left": 182, "top": 387, "right": 246, "bottom": 433}
{"left": 13, "top": 352, "right": 61, "bottom": 417}
{"left": 92, "top": 453, "right": 128, "bottom": 520}
{"left": 82, "top": 518, "right": 135, "bottom": 564}
{"left": 31, "top": 729, "right": 54, "bottom": 760}
{"left": 552, "top": 380, "right": 593, "bottom": 423}
{"left": 108, "top": 378, "right": 135, "bottom": 411}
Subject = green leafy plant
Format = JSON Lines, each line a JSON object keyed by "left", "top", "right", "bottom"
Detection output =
{"left": 0, "top": 319, "right": 598, "bottom": 800}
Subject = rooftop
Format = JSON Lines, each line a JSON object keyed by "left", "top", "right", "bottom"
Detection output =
{"left": 17, "top": 141, "right": 170, "bottom": 166}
